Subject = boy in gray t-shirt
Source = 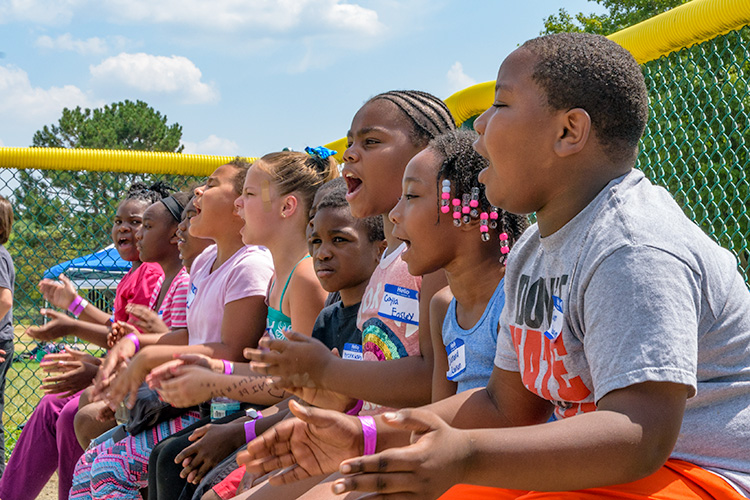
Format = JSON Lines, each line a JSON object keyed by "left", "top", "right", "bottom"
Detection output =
{"left": 238, "top": 34, "right": 750, "bottom": 499}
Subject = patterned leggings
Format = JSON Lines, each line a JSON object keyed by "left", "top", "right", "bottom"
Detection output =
{"left": 69, "top": 412, "right": 200, "bottom": 499}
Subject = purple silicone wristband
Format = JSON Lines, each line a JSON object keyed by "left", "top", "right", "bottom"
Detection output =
{"left": 124, "top": 333, "right": 140, "bottom": 354}
{"left": 222, "top": 360, "right": 233, "bottom": 375}
{"left": 346, "top": 399, "right": 363, "bottom": 416}
{"left": 358, "top": 416, "right": 377, "bottom": 455}
{"left": 244, "top": 413, "right": 263, "bottom": 443}
{"left": 68, "top": 295, "right": 84, "bottom": 314}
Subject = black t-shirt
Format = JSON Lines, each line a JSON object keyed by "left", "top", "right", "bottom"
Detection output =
{"left": 312, "top": 301, "right": 361, "bottom": 354}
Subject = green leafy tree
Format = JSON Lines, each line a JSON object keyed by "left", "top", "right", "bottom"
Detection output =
{"left": 540, "top": 1, "right": 750, "bottom": 278}
{"left": 542, "top": 1, "right": 688, "bottom": 36}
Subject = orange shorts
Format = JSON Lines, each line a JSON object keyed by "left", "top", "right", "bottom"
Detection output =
{"left": 439, "top": 460, "right": 745, "bottom": 500}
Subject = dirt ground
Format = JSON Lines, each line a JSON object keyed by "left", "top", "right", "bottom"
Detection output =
{"left": 36, "top": 472, "right": 58, "bottom": 500}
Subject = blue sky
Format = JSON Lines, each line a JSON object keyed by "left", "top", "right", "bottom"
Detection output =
{"left": 0, "top": 1, "right": 607, "bottom": 157}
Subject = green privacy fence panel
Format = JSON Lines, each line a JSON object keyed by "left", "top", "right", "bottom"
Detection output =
{"left": 0, "top": 24, "right": 749, "bottom": 459}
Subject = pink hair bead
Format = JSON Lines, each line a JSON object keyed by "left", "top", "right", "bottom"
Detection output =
{"left": 469, "top": 200, "right": 479, "bottom": 208}
{"left": 499, "top": 233, "right": 508, "bottom": 241}
{"left": 440, "top": 205, "right": 450, "bottom": 214}
{"left": 453, "top": 212, "right": 461, "bottom": 219}
{"left": 489, "top": 211, "right": 499, "bottom": 220}
{"left": 441, "top": 192, "right": 450, "bottom": 200}
{"left": 452, "top": 198, "right": 461, "bottom": 206}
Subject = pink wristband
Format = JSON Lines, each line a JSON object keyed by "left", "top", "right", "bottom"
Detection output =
{"left": 244, "top": 413, "right": 263, "bottom": 443}
{"left": 124, "top": 333, "right": 140, "bottom": 353}
{"left": 358, "top": 416, "right": 377, "bottom": 455}
{"left": 222, "top": 360, "right": 234, "bottom": 375}
{"left": 68, "top": 295, "right": 84, "bottom": 315}
{"left": 346, "top": 399, "right": 363, "bottom": 416}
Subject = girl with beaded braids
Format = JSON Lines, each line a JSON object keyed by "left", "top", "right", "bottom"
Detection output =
{"left": 388, "top": 129, "right": 527, "bottom": 402}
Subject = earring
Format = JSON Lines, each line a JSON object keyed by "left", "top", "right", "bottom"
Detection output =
{"left": 480, "top": 212, "right": 490, "bottom": 241}
{"left": 499, "top": 232, "right": 510, "bottom": 263}
{"left": 489, "top": 207, "right": 499, "bottom": 229}
{"left": 469, "top": 187, "right": 480, "bottom": 218}
{"left": 461, "top": 194, "right": 471, "bottom": 224}
{"left": 440, "top": 180, "right": 451, "bottom": 214}
{"left": 452, "top": 198, "right": 461, "bottom": 226}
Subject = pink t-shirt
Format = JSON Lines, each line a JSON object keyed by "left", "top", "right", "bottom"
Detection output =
{"left": 148, "top": 267, "right": 190, "bottom": 329}
{"left": 186, "top": 244, "right": 274, "bottom": 345}
{"left": 113, "top": 261, "right": 164, "bottom": 325}
{"left": 357, "top": 243, "right": 422, "bottom": 415}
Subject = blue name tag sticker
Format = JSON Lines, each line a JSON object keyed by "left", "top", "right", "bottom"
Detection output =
{"left": 445, "top": 338, "right": 467, "bottom": 381}
{"left": 377, "top": 284, "right": 420, "bottom": 325}
{"left": 342, "top": 343, "right": 363, "bottom": 361}
{"left": 544, "top": 295, "right": 564, "bottom": 342}
{"left": 186, "top": 283, "right": 197, "bottom": 310}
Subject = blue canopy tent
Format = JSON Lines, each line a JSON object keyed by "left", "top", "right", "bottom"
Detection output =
{"left": 43, "top": 245, "right": 131, "bottom": 290}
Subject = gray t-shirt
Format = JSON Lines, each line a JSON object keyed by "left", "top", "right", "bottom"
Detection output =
{"left": 0, "top": 245, "right": 14, "bottom": 341}
{"left": 495, "top": 169, "right": 750, "bottom": 496}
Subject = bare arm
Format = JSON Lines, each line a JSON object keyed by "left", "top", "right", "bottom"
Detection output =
{"left": 429, "top": 287, "right": 455, "bottom": 402}
{"left": 285, "top": 260, "right": 328, "bottom": 336}
{"left": 0, "top": 287, "right": 12, "bottom": 319}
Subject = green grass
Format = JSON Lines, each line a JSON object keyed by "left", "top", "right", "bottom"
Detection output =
{"left": 3, "top": 358, "right": 44, "bottom": 460}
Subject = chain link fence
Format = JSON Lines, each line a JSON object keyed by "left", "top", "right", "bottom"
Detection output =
{"left": 0, "top": 24, "right": 749, "bottom": 459}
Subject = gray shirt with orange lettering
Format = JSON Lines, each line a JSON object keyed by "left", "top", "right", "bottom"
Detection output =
{"left": 494, "top": 169, "right": 750, "bottom": 496}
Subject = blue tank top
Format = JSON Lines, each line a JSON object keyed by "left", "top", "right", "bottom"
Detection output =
{"left": 266, "top": 255, "right": 310, "bottom": 340}
{"left": 442, "top": 278, "right": 505, "bottom": 393}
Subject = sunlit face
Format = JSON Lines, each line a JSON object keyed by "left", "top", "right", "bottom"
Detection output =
{"left": 389, "top": 149, "right": 457, "bottom": 276}
{"left": 189, "top": 164, "right": 243, "bottom": 240}
{"left": 234, "top": 162, "right": 279, "bottom": 246}
{"left": 342, "top": 100, "right": 424, "bottom": 218}
{"left": 309, "top": 206, "right": 381, "bottom": 294}
{"left": 135, "top": 202, "right": 177, "bottom": 263}
{"left": 474, "top": 48, "right": 560, "bottom": 214}
{"left": 176, "top": 198, "right": 212, "bottom": 270}
{"left": 111, "top": 198, "right": 149, "bottom": 262}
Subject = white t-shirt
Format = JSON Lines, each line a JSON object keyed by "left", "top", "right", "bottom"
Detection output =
{"left": 186, "top": 244, "right": 274, "bottom": 345}
{"left": 495, "top": 169, "right": 750, "bottom": 496}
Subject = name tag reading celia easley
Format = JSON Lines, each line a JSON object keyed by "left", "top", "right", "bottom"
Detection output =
{"left": 377, "top": 284, "right": 420, "bottom": 326}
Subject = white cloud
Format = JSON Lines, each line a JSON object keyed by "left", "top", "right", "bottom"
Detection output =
{"left": 101, "top": 0, "right": 384, "bottom": 36}
{"left": 89, "top": 53, "right": 219, "bottom": 104}
{"left": 0, "top": 0, "right": 85, "bottom": 25}
{"left": 0, "top": 64, "right": 97, "bottom": 125}
{"left": 181, "top": 135, "right": 239, "bottom": 156}
{"left": 36, "top": 33, "right": 108, "bottom": 55}
{"left": 446, "top": 61, "right": 477, "bottom": 94}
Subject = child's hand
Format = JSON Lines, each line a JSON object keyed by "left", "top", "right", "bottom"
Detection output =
{"left": 38, "top": 275, "right": 77, "bottom": 310}
{"left": 237, "top": 399, "right": 363, "bottom": 485}
{"left": 175, "top": 421, "right": 247, "bottom": 484}
{"left": 125, "top": 304, "right": 169, "bottom": 334}
{"left": 41, "top": 346, "right": 100, "bottom": 367}
{"left": 333, "top": 408, "right": 472, "bottom": 499}
{"left": 26, "top": 308, "right": 77, "bottom": 342}
{"left": 0, "top": 348, "right": 5, "bottom": 363}
{"left": 155, "top": 364, "right": 217, "bottom": 407}
{"left": 284, "top": 348, "right": 357, "bottom": 412}
{"left": 41, "top": 348, "right": 100, "bottom": 397}
{"left": 146, "top": 353, "right": 221, "bottom": 390}
{"left": 245, "top": 330, "right": 334, "bottom": 389}
{"left": 107, "top": 321, "right": 138, "bottom": 348}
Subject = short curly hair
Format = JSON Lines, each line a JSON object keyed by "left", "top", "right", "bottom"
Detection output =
{"left": 314, "top": 177, "right": 384, "bottom": 244}
{"left": 521, "top": 33, "right": 649, "bottom": 161}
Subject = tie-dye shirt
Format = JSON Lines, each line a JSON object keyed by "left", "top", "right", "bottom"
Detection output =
{"left": 357, "top": 243, "right": 422, "bottom": 415}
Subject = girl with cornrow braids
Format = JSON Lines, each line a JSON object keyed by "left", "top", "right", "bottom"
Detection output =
{"left": 0, "top": 182, "right": 170, "bottom": 500}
